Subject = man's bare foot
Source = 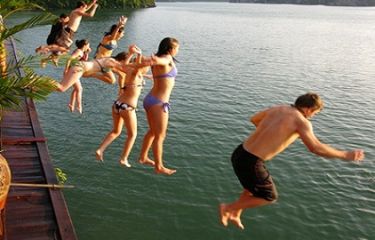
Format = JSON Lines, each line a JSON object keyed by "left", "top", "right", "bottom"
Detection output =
{"left": 138, "top": 157, "right": 155, "bottom": 166}
{"left": 119, "top": 159, "right": 131, "bottom": 168}
{"left": 219, "top": 204, "right": 229, "bottom": 227}
{"left": 155, "top": 166, "right": 176, "bottom": 176}
{"left": 229, "top": 215, "right": 244, "bottom": 230}
{"left": 95, "top": 149, "right": 103, "bottom": 161}
{"left": 77, "top": 106, "right": 82, "bottom": 114}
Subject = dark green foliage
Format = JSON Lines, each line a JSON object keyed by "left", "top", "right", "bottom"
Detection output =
{"left": 28, "top": 0, "right": 155, "bottom": 9}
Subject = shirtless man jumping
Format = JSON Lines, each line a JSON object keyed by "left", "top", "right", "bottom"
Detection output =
{"left": 56, "top": 0, "right": 99, "bottom": 49}
{"left": 219, "top": 92, "right": 365, "bottom": 230}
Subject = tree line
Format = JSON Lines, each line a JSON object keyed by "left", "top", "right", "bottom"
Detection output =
{"left": 6, "top": 0, "right": 156, "bottom": 10}
{"left": 228, "top": 0, "right": 375, "bottom": 6}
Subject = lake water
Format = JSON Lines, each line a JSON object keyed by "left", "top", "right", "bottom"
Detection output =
{"left": 10, "top": 2, "right": 375, "bottom": 240}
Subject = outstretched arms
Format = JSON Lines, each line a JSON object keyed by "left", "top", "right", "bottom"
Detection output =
{"left": 110, "top": 16, "right": 127, "bottom": 40}
{"left": 297, "top": 119, "right": 364, "bottom": 161}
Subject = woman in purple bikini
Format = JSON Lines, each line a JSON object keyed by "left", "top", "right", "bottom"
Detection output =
{"left": 139, "top": 37, "right": 180, "bottom": 176}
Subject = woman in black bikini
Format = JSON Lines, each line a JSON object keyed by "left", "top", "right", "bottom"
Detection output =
{"left": 96, "top": 47, "right": 151, "bottom": 167}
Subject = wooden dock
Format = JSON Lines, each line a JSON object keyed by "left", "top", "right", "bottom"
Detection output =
{"left": 0, "top": 39, "right": 77, "bottom": 239}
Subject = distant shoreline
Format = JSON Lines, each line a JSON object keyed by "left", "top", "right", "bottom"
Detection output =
{"left": 228, "top": 0, "right": 375, "bottom": 7}
{"left": 156, "top": 0, "right": 375, "bottom": 6}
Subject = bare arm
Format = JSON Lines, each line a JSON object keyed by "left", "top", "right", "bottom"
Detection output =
{"left": 250, "top": 109, "right": 267, "bottom": 127}
{"left": 110, "top": 16, "right": 127, "bottom": 40}
{"left": 81, "top": 2, "right": 98, "bottom": 17}
{"left": 86, "top": 0, "right": 97, "bottom": 11}
{"left": 64, "top": 50, "right": 81, "bottom": 73}
{"left": 149, "top": 54, "right": 172, "bottom": 66}
{"left": 298, "top": 119, "right": 364, "bottom": 161}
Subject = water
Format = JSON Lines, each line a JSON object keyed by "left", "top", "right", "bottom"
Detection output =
{"left": 9, "top": 3, "right": 375, "bottom": 239}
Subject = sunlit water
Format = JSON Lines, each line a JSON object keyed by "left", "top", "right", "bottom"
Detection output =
{"left": 9, "top": 3, "right": 375, "bottom": 239}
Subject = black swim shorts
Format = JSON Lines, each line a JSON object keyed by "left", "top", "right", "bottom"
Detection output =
{"left": 231, "top": 144, "right": 278, "bottom": 201}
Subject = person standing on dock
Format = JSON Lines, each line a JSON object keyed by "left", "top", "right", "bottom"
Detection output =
{"left": 219, "top": 92, "right": 365, "bottom": 230}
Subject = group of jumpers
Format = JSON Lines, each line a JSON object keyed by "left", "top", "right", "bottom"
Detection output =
{"left": 36, "top": 0, "right": 179, "bottom": 176}
{"left": 35, "top": 0, "right": 366, "bottom": 231}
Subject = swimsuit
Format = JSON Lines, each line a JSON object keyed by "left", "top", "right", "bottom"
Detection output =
{"left": 69, "top": 59, "right": 85, "bottom": 72}
{"left": 231, "top": 144, "right": 278, "bottom": 201}
{"left": 56, "top": 27, "right": 75, "bottom": 49}
{"left": 113, "top": 100, "right": 135, "bottom": 113}
{"left": 143, "top": 66, "right": 177, "bottom": 113}
{"left": 153, "top": 66, "right": 178, "bottom": 79}
{"left": 94, "top": 42, "right": 117, "bottom": 58}
{"left": 99, "top": 42, "right": 117, "bottom": 51}
{"left": 121, "top": 80, "right": 145, "bottom": 90}
{"left": 80, "top": 51, "right": 89, "bottom": 61}
{"left": 94, "top": 59, "right": 112, "bottom": 73}
{"left": 143, "top": 94, "right": 170, "bottom": 113}
{"left": 46, "top": 22, "right": 63, "bottom": 45}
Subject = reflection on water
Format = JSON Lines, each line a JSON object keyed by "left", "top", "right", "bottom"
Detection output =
{"left": 10, "top": 3, "right": 375, "bottom": 240}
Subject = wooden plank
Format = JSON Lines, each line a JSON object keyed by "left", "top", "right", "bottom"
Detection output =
{"left": 26, "top": 98, "right": 77, "bottom": 240}
{"left": 2, "top": 38, "right": 77, "bottom": 240}
{"left": 2, "top": 137, "right": 47, "bottom": 145}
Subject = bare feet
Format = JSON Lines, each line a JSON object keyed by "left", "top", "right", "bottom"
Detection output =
{"left": 155, "top": 166, "right": 176, "bottom": 176}
{"left": 40, "top": 59, "right": 47, "bottom": 68}
{"left": 229, "top": 215, "right": 244, "bottom": 230}
{"left": 138, "top": 157, "right": 155, "bottom": 166}
{"left": 68, "top": 104, "right": 74, "bottom": 112}
{"left": 119, "top": 159, "right": 131, "bottom": 168}
{"left": 219, "top": 204, "right": 229, "bottom": 227}
{"left": 95, "top": 149, "right": 103, "bottom": 161}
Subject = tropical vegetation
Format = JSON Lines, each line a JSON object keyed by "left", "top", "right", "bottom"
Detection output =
{"left": 26, "top": 0, "right": 155, "bottom": 9}
{"left": 0, "top": 0, "right": 57, "bottom": 115}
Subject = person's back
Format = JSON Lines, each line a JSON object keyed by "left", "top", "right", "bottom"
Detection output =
{"left": 67, "top": 0, "right": 98, "bottom": 32}
{"left": 67, "top": 8, "right": 84, "bottom": 32}
{"left": 244, "top": 105, "right": 302, "bottom": 160}
{"left": 219, "top": 92, "right": 364, "bottom": 230}
{"left": 46, "top": 14, "right": 69, "bottom": 45}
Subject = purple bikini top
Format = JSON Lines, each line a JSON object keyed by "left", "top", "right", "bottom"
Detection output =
{"left": 154, "top": 66, "right": 178, "bottom": 79}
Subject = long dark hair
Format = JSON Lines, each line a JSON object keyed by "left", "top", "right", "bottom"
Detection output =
{"left": 104, "top": 24, "right": 124, "bottom": 37}
{"left": 113, "top": 52, "right": 128, "bottom": 61}
{"left": 75, "top": 39, "right": 89, "bottom": 49}
{"left": 156, "top": 37, "right": 179, "bottom": 61}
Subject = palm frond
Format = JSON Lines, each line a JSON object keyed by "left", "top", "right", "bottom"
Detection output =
{"left": 0, "top": 1, "right": 45, "bottom": 19}
{"left": 0, "top": 68, "right": 57, "bottom": 110}
{"left": 0, "top": 12, "right": 57, "bottom": 42}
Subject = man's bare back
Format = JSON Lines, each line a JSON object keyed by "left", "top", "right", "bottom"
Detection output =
{"left": 243, "top": 105, "right": 303, "bottom": 160}
{"left": 67, "top": 0, "right": 98, "bottom": 32}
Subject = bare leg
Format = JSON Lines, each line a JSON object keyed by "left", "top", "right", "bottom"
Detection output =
{"left": 56, "top": 68, "right": 83, "bottom": 92}
{"left": 68, "top": 81, "right": 81, "bottom": 112}
{"left": 139, "top": 110, "right": 155, "bottom": 166}
{"left": 69, "top": 88, "right": 76, "bottom": 112}
{"left": 74, "top": 81, "right": 83, "bottom": 114}
{"left": 148, "top": 106, "right": 176, "bottom": 175}
{"left": 85, "top": 71, "right": 116, "bottom": 84}
{"left": 118, "top": 110, "right": 137, "bottom": 167}
{"left": 219, "top": 190, "right": 273, "bottom": 229}
{"left": 95, "top": 108, "right": 124, "bottom": 161}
